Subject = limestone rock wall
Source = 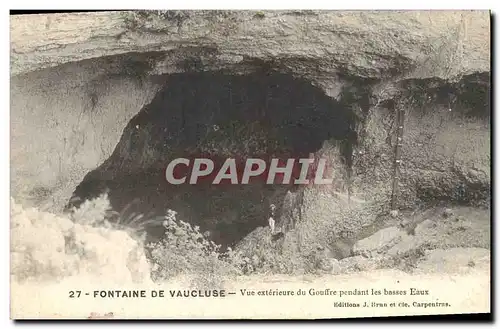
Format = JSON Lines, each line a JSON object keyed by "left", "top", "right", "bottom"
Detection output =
{"left": 10, "top": 11, "right": 491, "bottom": 248}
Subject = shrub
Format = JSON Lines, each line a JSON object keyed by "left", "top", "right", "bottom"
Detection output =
{"left": 12, "top": 192, "right": 246, "bottom": 287}
{"left": 68, "top": 192, "right": 248, "bottom": 288}
{"left": 145, "top": 209, "right": 245, "bottom": 289}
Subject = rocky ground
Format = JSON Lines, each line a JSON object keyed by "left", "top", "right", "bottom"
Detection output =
{"left": 234, "top": 204, "right": 490, "bottom": 276}
{"left": 10, "top": 196, "right": 491, "bottom": 319}
{"left": 339, "top": 205, "right": 490, "bottom": 275}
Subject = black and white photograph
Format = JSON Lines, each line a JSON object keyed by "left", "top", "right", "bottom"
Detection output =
{"left": 8, "top": 9, "right": 491, "bottom": 319}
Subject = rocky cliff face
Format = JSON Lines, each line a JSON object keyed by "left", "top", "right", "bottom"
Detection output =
{"left": 10, "top": 10, "right": 491, "bottom": 249}
{"left": 11, "top": 11, "right": 489, "bottom": 81}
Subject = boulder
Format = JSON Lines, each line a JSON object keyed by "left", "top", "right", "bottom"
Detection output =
{"left": 353, "top": 226, "right": 406, "bottom": 258}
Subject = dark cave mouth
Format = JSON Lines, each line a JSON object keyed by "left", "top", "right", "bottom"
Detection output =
{"left": 67, "top": 71, "right": 358, "bottom": 248}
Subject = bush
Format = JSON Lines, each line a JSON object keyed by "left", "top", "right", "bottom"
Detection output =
{"left": 12, "top": 192, "right": 247, "bottom": 287}
{"left": 68, "top": 192, "right": 248, "bottom": 288}
{"left": 145, "top": 209, "right": 245, "bottom": 289}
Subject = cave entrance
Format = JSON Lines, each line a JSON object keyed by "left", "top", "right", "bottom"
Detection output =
{"left": 67, "top": 71, "right": 356, "bottom": 248}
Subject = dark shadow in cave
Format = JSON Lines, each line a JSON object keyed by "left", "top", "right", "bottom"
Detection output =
{"left": 66, "top": 71, "right": 358, "bottom": 248}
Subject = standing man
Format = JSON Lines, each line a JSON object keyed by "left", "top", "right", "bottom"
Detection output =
{"left": 268, "top": 203, "right": 276, "bottom": 234}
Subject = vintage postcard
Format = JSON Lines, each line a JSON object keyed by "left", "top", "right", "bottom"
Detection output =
{"left": 9, "top": 10, "right": 491, "bottom": 320}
